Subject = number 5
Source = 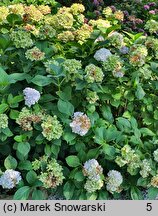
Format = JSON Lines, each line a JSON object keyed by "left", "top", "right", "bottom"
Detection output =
{"left": 146, "top": 203, "right": 152, "bottom": 211}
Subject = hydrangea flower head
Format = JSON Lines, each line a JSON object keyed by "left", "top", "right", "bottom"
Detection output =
{"left": 0, "top": 114, "right": 8, "bottom": 129}
{"left": 70, "top": 112, "right": 91, "bottom": 136}
{"left": 23, "top": 87, "right": 40, "bottom": 107}
{"left": 106, "top": 170, "right": 123, "bottom": 193}
{"left": 0, "top": 170, "right": 22, "bottom": 189}
{"left": 94, "top": 48, "right": 112, "bottom": 62}
{"left": 83, "top": 159, "right": 103, "bottom": 180}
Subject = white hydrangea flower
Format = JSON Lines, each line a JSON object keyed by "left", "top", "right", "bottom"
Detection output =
{"left": 140, "top": 159, "right": 151, "bottom": 178}
{"left": 23, "top": 87, "right": 40, "bottom": 107}
{"left": 153, "top": 149, "right": 158, "bottom": 162}
{"left": 112, "top": 71, "right": 124, "bottom": 78}
{"left": 120, "top": 46, "right": 129, "bottom": 54}
{"left": 106, "top": 170, "right": 123, "bottom": 193}
{"left": 83, "top": 159, "right": 103, "bottom": 180}
{"left": 70, "top": 112, "right": 91, "bottom": 136}
{"left": 0, "top": 169, "right": 22, "bottom": 189}
{"left": 94, "top": 48, "right": 112, "bottom": 62}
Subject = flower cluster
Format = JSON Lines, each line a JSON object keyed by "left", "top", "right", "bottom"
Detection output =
{"left": 106, "top": 170, "right": 123, "bottom": 194}
{"left": 86, "top": 90, "right": 99, "bottom": 104}
{"left": 0, "top": 114, "right": 8, "bottom": 129}
{"left": 57, "top": 31, "right": 75, "bottom": 43}
{"left": 140, "top": 159, "right": 152, "bottom": 178}
{"left": 8, "top": 4, "right": 24, "bottom": 16}
{"left": 102, "top": 55, "right": 124, "bottom": 78}
{"left": 32, "top": 156, "right": 64, "bottom": 189}
{"left": 108, "top": 31, "right": 124, "bottom": 49}
{"left": 38, "top": 24, "right": 56, "bottom": 40}
{"left": 38, "top": 5, "right": 51, "bottom": 15}
{"left": 0, "top": 6, "right": 9, "bottom": 23}
{"left": 0, "top": 170, "right": 22, "bottom": 189}
{"left": 70, "top": 112, "right": 91, "bottom": 136}
{"left": 151, "top": 175, "right": 158, "bottom": 188}
{"left": 24, "top": 5, "right": 44, "bottom": 22}
{"left": 145, "top": 19, "right": 158, "bottom": 34}
{"left": 129, "top": 44, "right": 148, "bottom": 67}
{"left": 83, "top": 159, "right": 103, "bottom": 193}
{"left": 85, "top": 64, "right": 104, "bottom": 83}
{"left": 10, "top": 29, "right": 33, "bottom": 49}
{"left": 23, "top": 87, "right": 41, "bottom": 107}
{"left": 41, "top": 115, "right": 63, "bottom": 141}
{"left": 115, "top": 145, "right": 141, "bottom": 175}
{"left": 70, "top": 3, "right": 85, "bottom": 15}
{"left": 153, "top": 149, "right": 158, "bottom": 162}
{"left": 94, "top": 48, "right": 112, "bottom": 62}
{"left": 75, "top": 24, "right": 93, "bottom": 44}
{"left": 61, "top": 59, "right": 82, "bottom": 81}
{"left": 16, "top": 107, "right": 42, "bottom": 131}
{"left": 103, "top": 7, "right": 113, "bottom": 17}
{"left": 25, "top": 47, "right": 45, "bottom": 61}
{"left": 89, "top": 19, "right": 111, "bottom": 29}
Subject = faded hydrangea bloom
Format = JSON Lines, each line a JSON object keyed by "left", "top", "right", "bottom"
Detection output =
{"left": 0, "top": 114, "right": 8, "bottom": 129}
{"left": 89, "top": 19, "right": 111, "bottom": 29}
{"left": 75, "top": 24, "right": 93, "bottom": 44}
{"left": 94, "top": 48, "right": 112, "bottom": 62}
{"left": 25, "top": 47, "right": 45, "bottom": 61}
{"left": 10, "top": 29, "right": 33, "bottom": 49}
{"left": 23, "top": 87, "right": 40, "bottom": 107}
{"left": 32, "top": 156, "right": 64, "bottom": 189}
{"left": 70, "top": 3, "right": 85, "bottom": 15}
{"left": 41, "top": 115, "right": 63, "bottom": 141}
{"left": 106, "top": 170, "right": 123, "bottom": 194}
{"left": 0, "top": 6, "right": 9, "bottom": 23}
{"left": 84, "top": 178, "right": 103, "bottom": 193}
{"left": 140, "top": 159, "right": 152, "bottom": 178}
{"left": 85, "top": 64, "right": 104, "bottom": 83}
{"left": 114, "top": 10, "right": 124, "bottom": 21}
{"left": 0, "top": 170, "right": 22, "bottom": 189}
{"left": 145, "top": 19, "right": 158, "bottom": 34}
{"left": 83, "top": 159, "right": 103, "bottom": 181}
{"left": 24, "top": 5, "right": 44, "bottom": 22}
{"left": 103, "top": 7, "right": 113, "bottom": 17}
{"left": 151, "top": 175, "right": 158, "bottom": 188}
{"left": 153, "top": 149, "right": 158, "bottom": 162}
{"left": 16, "top": 107, "right": 42, "bottom": 131}
{"left": 8, "top": 4, "right": 24, "bottom": 16}
{"left": 58, "top": 31, "right": 74, "bottom": 43}
{"left": 38, "top": 5, "right": 51, "bottom": 15}
{"left": 70, "top": 112, "right": 91, "bottom": 136}
{"left": 108, "top": 31, "right": 124, "bottom": 48}
{"left": 38, "top": 24, "right": 56, "bottom": 40}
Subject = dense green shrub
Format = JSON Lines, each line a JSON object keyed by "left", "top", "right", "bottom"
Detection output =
{"left": 0, "top": 1, "right": 158, "bottom": 200}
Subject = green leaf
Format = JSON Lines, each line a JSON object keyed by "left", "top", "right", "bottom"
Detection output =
{"left": 57, "top": 99, "right": 74, "bottom": 116}
{"left": 130, "top": 187, "right": 143, "bottom": 200}
{"left": 0, "top": 103, "right": 9, "bottom": 114}
{"left": 44, "top": 144, "right": 51, "bottom": 156}
{"left": 0, "top": 67, "right": 10, "bottom": 87}
{"left": 101, "top": 105, "right": 114, "bottom": 123}
{"left": 26, "top": 170, "right": 37, "bottom": 185}
{"left": 63, "top": 131, "right": 76, "bottom": 143}
{"left": 17, "top": 142, "right": 30, "bottom": 157}
{"left": 102, "top": 144, "right": 116, "bottom": 158}
{"left": 87, "top": 148, "right": 100, "bottom": 160}
{"left": 135, "top": 85, "right": 145, "bottom": 100}
{"left": 7, "top": 13, "right": 22, "bottom": 25}
{"left": 74, "top": 171, "right": 85, "bottom": 181}
{"left": 32, "top": 189, "right": 46, "bottom": 200}
{"left": 154, "top": 110, "right": 158, "bottom": 120}
{"left": 31, "top": 75, "right": 52, "bottom": 86}
{"left": 86, "top": 192, "right": 97, "bottom": 200}
{"left": 148, "top": 187, "right": 158, "bottom": 200}
{"left": 9, "top": 109, "right": 19, "bottom": 119}
{"left": 18, "top": 160, "right": 32, "bottom": 170}
{"left": 63, "top": 181, "right": 75, "bottom": 199}
{"left": 140, "top": 128, "right": 155, "bottom": 136}
{"left": 66, "top": 155, "right": 80, "bottom": 167}
{"left": 0, "top": 35, "right": 11, "bottom": 50}
{"left": 4, "top": 155, "right": 17, "bottom": 169}
{"left": 98, "top": 191, "right": 109, "bottom": 200}
{"left": 13, "top": 186, "right": 31, "bottom": 200}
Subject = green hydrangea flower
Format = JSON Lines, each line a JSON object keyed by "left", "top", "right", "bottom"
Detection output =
{"left": 140, "top": 159, "right": 151, "bottom": 178}
{"left": 84, "top": 179, "right": 103, "bottom": 193}
{"left": 61, "top": 59, "right": 82, "bottom": 81}
{"left": 10, "top": 29, "right": 33, "bottom": 49}
{"left": 75, "top": 24, "right": 93, "bottom": 44}
{"left": 32, "top": 156, "right": 64, "bottom": 189}
{"left": 70, "top": 3, "right": 85, "bottom": 15}
{"left": 0, "top": 114, "right": 8, "bottom": 129}
{"left": 153, "top": 149, "right": 158, "bottom": 162}
{"left": 0, "top": 6, "right": 9, "bottom": 23}
{"left": 57, "top": 31, "right": 74, "bottom": 43}
{"left": 145, "top": 19, "right": 158, "bottom": 34}
{"left": 38, "top": 24, "right": 56, "bottom": 40}
{"left": 86, "top": 90, "right": 99, "bottom": 104}
{"left": 85, "top": 64, "right": 104, "bottom": 83}
{"left": 41, "top": 115, "right": 63, "bottom": 141}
